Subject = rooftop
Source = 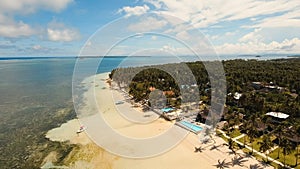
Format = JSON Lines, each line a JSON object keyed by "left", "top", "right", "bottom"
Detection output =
{"left": 266, "top": 112, "right": 289, "bottom": 119}
{"left": 234, "top": 92, "right": 242, "bottom": 100}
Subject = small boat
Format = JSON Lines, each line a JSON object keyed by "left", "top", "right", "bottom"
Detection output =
{"left": 77, "top": 125, "right": 86, "bottom": 134}
{"left": 115, "top": 101, "right": 124, "bottom": 105}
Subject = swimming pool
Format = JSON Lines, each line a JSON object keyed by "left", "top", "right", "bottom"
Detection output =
{"left": 161, "top": 107, "right": 174, "bottom": 112}
{"left": 180, "top": 121, "right": 203, "bottom": 133}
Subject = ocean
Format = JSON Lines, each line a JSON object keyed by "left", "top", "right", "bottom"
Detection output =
{"left": 0, "top": 54, "right": 291, "bottom": 119}
{"left": 0, "top": 54, "right": 291, "bottom": 168}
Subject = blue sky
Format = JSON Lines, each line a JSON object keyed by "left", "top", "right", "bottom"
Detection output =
{"left": 0, "top": 0, "right": 299, "bottom": 56}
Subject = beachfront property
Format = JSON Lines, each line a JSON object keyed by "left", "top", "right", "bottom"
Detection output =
{"left": 108, "top": 60, "right": 300, "bottom": 168}
{"left": 251, "top": 81, "right": 287, "bottom": 93}
{"left": 266, "top": 112, "right": 290, "bottom": 123}
{"left": 176, "top": 120, "right": 203, "bottom": 134}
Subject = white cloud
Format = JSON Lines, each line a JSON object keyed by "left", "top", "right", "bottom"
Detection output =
{"left": 144, "top": 0, "right": 163, "bottom": 9}
{"left": 175, "top": 31, "right": 190, "bottom": 41}
{"left": 151, "top": 36, "right": 157, "bottom": 40}
{"left": 128, "top": 17, "right": 167, "bottom": 32}
{"left": 216, "top": 38, "right": 300, "bottom": 54}
{"left": 135, "top": 0, "right": 300, "bottom": 54}
{"left": 145, "top": 0, "right": 300, "bottom": 29}
{"left": 0, "top": 21, "right": 36, "bottom": 38}
{"left": 85, "top": 41, "right": 92, "bottom": 47}
{"left": 118, "top": 5, "right": 150, "bottom": 17}
{"left": 47, "top": 28, "right": 80, "bottom": 42}
{"left": 46, "top": 20, "right": 80, "bottom": 42}
{"left": 247, "top": 10, "right": 300, "bottom": 28}
{"left": 239, "top": 28, "right": 263, "bottom": 43}
{"left": 0, "top": 0, "right": 73, "bottom": 38}
{"left": 161, "top": 44, "right": 177, "bottom": 53}
{"left": 32, "top": 45, "right": 42, "bottom": 50}
{"left": 0, "top": 0, "right": 73, "bottom": 14}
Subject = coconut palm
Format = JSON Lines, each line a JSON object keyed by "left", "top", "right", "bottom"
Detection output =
{"left": 294, "top": 122, "right": 300, "bottom": 167}
{"left": 245, "top": 112, "right": 260, "bottom": 154}
{"left": 239, "top": 120, "right": 248, "bottom": 147}
{"left": 273, "top": 122, "right": 289, "bottom": 159}
{"left": 273, "top": 125, "right": 283, "bottom": 159}
{"left": 258, "top": 134, "right": 274, "bottom": 162}
{"left": 280, "top": 137, "right": 293, "bottom": 167}
{"left": 247, "top": 126, "right": 258, "bottom": 154}
{"left": 228, "top": 138, "right": 236, "bottom": 154}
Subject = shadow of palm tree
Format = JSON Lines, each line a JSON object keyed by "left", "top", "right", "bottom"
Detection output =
{"left": 226, "top": 149, "right": 239, "bottom": 156}
{"left": 242, "top": 152, "right": 253, "bottom": 159}
{"left": 258, "top": 160, "right": 270, "bottom": 168}
{"left": 210, "top": 144, "right": 222, "bottom": 151}
{"left": 249, "top": 164, "right": 263, "bottom": 169}
{"left": 213, "top": 159, "right": 231, "bottom": 169}
{"left": 201, "top": 138, "right": 211, "bottom": 144}
{"left": 231, "top": 156, "right": 248, "bottom": 167}
{"left": 194, "top": 146, "right": 205, "bottom": 153}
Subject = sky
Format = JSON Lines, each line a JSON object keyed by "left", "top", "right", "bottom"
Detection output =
{"left": 0, "top": 0, "right": 299, "bottom": 56}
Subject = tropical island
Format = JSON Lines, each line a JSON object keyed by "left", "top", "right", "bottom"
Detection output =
{"left": 108, "top": 58, "right": 300, "bottom": 168}
{"left": 2, "top": 58, "right": 300, "bottom": 169}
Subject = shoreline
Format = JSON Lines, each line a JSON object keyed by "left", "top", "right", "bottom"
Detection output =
{"left": 45, "top": 72, "right": 273, "bottom": 169}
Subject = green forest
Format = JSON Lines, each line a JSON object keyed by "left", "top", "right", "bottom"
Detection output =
{"left": 110, "top": 58, "right": 300, "bottom": 111}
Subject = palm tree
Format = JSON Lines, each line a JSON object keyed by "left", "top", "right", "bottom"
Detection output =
{"left": 273, "top": 126, "right": 283, "bottom": 159}
{"left": 239, "top": 120, "right": 248, "bottom": 147}
{"left": 273, "top": 122, "right": 288, "bottom": 159}
{"left": 248, "top": 127, "right": 258, "bottom": 154}
{"left": 258, "top": 134, "right": 274, "bottom": 162}
{"left": 245, "top": 112, "right": 260, "bottom": 154}
{"left": 228, "top": 138, "right": 236, "bottom": 154}
{"left": 294, "top": 122, "right": 300, "bottom": 167}
{"left": 280, "top": 137, "right": 293, "bottom": 167}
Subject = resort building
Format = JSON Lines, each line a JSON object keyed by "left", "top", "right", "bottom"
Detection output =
{"left": 252, "top": 82, "right": 263, "bottom": 89}
{"left": 266, "top": 112, "right": 289, "bottom": 123}
{"left": 233, "top": 92, "right": 242, "bottom": 100}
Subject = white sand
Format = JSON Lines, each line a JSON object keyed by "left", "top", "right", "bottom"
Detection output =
{"left": 45, "top": 72, "right": 273, "bottom": 169}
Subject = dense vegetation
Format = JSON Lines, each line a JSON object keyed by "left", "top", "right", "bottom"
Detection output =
{"left": 110, "top": 58, "right": 300, "bottom": 110}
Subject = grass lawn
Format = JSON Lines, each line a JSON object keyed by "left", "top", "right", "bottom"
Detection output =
{"left": 229, "top": 128, "right": 242, "bottom": 138}
{"left": 237, "top": 135, "right": 277, "bottom": 153}
{"left": 237, "top": 135, "right": 260, "bottom": 151}
{"left": 268, "top": 146, "right": 300, "bottom": 168}
{"left": 241, "top": 147, "right": 279, "bottom": 168}
{"left": 216, "top": 130, "right": 229, "bottom": 142}
{"left": 218, "top": 130, "right": 300, "bottom": 169}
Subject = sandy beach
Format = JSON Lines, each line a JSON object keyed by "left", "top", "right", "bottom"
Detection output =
{"left": 45, "top": 72, "right": 273, "bottom": 169}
